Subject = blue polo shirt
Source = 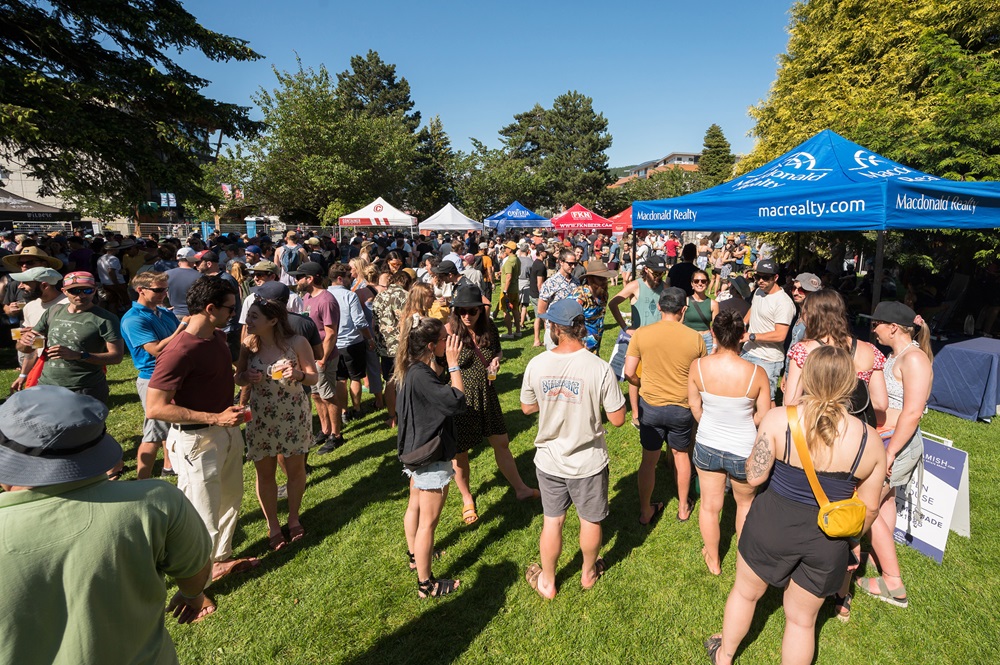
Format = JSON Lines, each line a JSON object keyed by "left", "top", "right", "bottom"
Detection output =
{"left": 121, "top": 302, "right": 180, "bottom": 379}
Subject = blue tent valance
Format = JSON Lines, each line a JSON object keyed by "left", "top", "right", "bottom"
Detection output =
{"left": 484, "top": 201, "right": 551, "bottom": 233}
{"left": 633, "top": 130, "right": 1000, "bottom": 232}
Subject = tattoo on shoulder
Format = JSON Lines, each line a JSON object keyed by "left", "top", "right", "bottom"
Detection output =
{"left": 746, "top": 430, "right": 773, "bottom": 482}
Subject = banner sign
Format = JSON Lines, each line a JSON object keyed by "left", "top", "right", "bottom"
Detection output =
{"left": 201, "top": 222, "right": 212, "bottom": 239}
{"left": 894, "top": 433, "right": 971, "bottom": 563}
{"left": 160, "top": 193, "right": 169, "bottom": 208}
{"left": 245, "top": 219, "right": 257, "bottom": 238}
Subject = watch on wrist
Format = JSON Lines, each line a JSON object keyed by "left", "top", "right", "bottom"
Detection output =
{"left": 748, "top": 333, "right": 757, "bottom": 343}
{"left": 80, "top": 350, "right": 92, "bottom": 360}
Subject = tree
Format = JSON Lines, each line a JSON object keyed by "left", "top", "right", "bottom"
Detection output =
{"left": 698, "top": 124, "right": 735, "bottom": 187}
{"left": 409, "top": 116, "right": 456, "bottom": 217}
{"left": 335, "top": 50, "right": 421, "bottom": 133}
{"left": 500, "top": 91, "right": 613, "bottom": 210}
{"left": 451, "top": 140, "right": 543, "bottom": 220}
{"left": 0, "top": 0, "right": 262, "bottom": 215}
{"left": 248, "top": 61, "right": 417, "bottom": 224}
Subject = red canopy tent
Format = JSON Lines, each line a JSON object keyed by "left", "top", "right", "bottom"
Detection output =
{"left": 551, "top": 203, "right": 613, "bottom": 231}
{"left": 608, "top": 207, "right": 631, "bottom": 234}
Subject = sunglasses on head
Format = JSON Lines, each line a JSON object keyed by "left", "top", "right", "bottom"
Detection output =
{"left": 142, "top": 287, "right": 167, "bottom": 293}
{"left": 66, "top": 287, "right": 95, "bottom": 295}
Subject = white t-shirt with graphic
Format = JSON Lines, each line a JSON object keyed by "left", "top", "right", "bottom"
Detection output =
{"left": 520, "top": 348, "right": 625, "bottom": 479}
{"left": 743, "top": 287, "right": 796, "bottom": 363}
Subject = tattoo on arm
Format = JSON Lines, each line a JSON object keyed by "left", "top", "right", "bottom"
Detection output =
{"left": 746, "top": 430, "right": 773, "bottom": 483}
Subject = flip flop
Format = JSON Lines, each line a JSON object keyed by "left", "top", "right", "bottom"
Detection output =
{"left": 639, "top": 501, "right": 665, "bottom": 526}
{"left": 705, "top": 634, "right": 723, "bottom": 665}
{"left": 288, "top": 524, "right": 305, "bottom": 543}
{"left": 462, "top": 503, "right": 478, "bottom": 525}
{"left": 268, "top": 533, "right": 287, "bottom": 551}
{"left": 211, "top": 557, "right": 261, "bottom": 583}
{"left": 581, "top": 557, "right": 606, "bottom": 590}
{"left": 677, "top": 498, "right": 695, "bottom": 522}
{"left": 525, "top": 562, "right": 543, "bottom": 591}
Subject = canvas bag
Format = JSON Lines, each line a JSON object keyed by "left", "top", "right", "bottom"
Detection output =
{"left": 787, "top": 406, "right": 867, "bottom": 539}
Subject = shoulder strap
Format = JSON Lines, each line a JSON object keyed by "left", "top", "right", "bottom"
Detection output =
{"left": 690, "top": 297, "right": 712, "bottom": 327}
{"left": 470, "top": 339, "right": 491, "bottom": 371}
{"left": 697, "top": 357, "right": 705, "bottom": 391}
{"left": 744, "top": 364, "right": 758, "bottom": 397}
{"left": 849, "top": 426, "right": 868, "bottom": 477}
{"left": 850, "top": 336, "right": 858, "bottom": 353}
{"left": 787, "top": 406, "right": 831, "bottom": 505}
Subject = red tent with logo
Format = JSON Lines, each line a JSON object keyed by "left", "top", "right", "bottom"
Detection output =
{"left": 608, "top": 207, "right": 631, "bottom": 234}
{"left": 551, "top": 203, "right": 613, "bottom": 231}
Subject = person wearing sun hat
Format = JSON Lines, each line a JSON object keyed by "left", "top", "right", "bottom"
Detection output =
{"left": 17, "top": 271, "right": 124, "bottom": 408}
{"left": 0, "top": 386, "right": 216, "bottom": 662}
{"left": 570, "top": 260, "right": 617, "bottom": 354}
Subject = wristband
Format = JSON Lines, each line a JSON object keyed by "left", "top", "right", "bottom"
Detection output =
{"left": 18, "top": 373, "right": 27, "bottom": 379}
{"left": 448, "top": 366, "right": 460, "bottom": 373}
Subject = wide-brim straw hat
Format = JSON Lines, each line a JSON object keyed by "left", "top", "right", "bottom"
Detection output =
{"left": 1, "top": 246, "right": 64, "bottom": 271}
{"left": 583, "top": 260, "right": 617, "bottom": 279}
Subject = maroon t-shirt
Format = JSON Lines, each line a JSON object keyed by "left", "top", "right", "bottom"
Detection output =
{"left": 149, "top": 329, "right": 235, "bottom": 414}
{"left": 302, "top": 290, "right": 340, "bottom": 342}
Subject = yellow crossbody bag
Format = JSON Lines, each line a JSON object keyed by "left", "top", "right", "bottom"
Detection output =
{"left": 787, "top": 406, "right": 867, "bottom": 539}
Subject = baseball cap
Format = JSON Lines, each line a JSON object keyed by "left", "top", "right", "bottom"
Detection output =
{"left": 537, "top": 298, "right": 584, "bottom": 326}
{"left": 176, "top": 247, "right": 196, "bottom": 261}
{"left": 645, "top": 255, "right": 667, "bottom": 272}
{"left": 864, "top": 301, "right": 918, "bottom": 327}
{"left": 755, "top": 259, "right": 779, "bottom": 275}
{"left": 504, "top": 241, "right": 517, "bottom": 251}
{"left": 433, "top": 260, "right": 459, "bottom": 275}
{"left": 479, "top": 242, "right": 488, "bottom": 250}
{"left": 245, "top": 245, "right": 262, "bottom": 255}
{"left": 288, "top": 261, "right": 323, "bottom": 278}
{"left": 11, "top": 267, "right": 62, "bottom": 285}
{"left": 194, "top": 250, "right": 218, "bottom": 263}
{"left": 64, "top": 272, "right": 96, "bottom": 287}
{"left": 305, "top": 237, "right": 320, "bottom": 246}
{"left": 794, "top": 272, "right": 822, "bottom": 292}
{"left": 251, "top": 260, "right": 279, "bottom": 274}
{"left": 254, "top": 281, "right": 290, "bottom": 303}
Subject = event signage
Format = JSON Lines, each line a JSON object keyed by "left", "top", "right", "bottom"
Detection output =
{"left": 201, "top": 222, "right": 212, "bottom": 239}
{"left": 245, "top": 219, "right": 257, "bottom": 238}
{"left": 894, "top": 433, "right": 970, "bottom": 564}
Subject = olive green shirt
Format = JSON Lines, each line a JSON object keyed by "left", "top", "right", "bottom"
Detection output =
{"left": 32, "top": 304, "right": 121, "bottom": 390}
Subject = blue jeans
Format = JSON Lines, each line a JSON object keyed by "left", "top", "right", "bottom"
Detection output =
{"left": 741, "top": 352, "right": 784, "bottom": 402}
{"left": 693, "top": 442, "right": 747, "bottom": 481}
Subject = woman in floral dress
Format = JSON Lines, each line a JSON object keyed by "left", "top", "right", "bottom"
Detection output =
{"left": 571, "top": 260, "right": 617, "bottom": 354}
{"left": 236, "top": 297, "right": 318, "bottom": 551}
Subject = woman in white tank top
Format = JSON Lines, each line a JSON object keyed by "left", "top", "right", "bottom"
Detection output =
{"left": 688, "top": 310, "right": 772, "bottom": 575}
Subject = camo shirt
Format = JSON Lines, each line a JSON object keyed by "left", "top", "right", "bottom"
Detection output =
{"left": 372, "top": 285, "right": 408, "bottom": 357}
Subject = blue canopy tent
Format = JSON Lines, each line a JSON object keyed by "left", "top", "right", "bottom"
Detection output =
{"left": 484, "top": 200, "right": 552, "bottom": 235}
{"left": 633, "top": 129, "right": 1000, "bottom": 305}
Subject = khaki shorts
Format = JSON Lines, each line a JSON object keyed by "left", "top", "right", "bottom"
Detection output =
{"left": 311, "top": 356, "right": 339, "bottom": 401}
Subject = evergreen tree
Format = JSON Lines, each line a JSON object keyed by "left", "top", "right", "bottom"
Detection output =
{"left": 409, "top": 116, "right": 456, "bottom": 217}
{"left": 335, "top": 50, "right": 421, "bottom": 133}
{"left": 698, "top": 124, "right": 735, "bottom": 188}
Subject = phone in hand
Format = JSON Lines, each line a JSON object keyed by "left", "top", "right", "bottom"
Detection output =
{"left": 848, "top": 550, "right": 860, "bottom": 568}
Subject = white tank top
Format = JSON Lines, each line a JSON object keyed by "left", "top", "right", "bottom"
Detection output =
{"left": 695, "top": 358, "right": 759, "bottom": 457}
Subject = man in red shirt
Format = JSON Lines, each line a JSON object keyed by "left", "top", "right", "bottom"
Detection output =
{"left": 665, "top": 232, "right": 681, "bottom": 266}
{"left": 146, "top": 275, "right": 259, "bottom": 584}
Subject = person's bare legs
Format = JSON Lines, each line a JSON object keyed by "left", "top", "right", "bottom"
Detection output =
{"left": 415, "top": 485, "right": 456, "bottom": 594}
{"left": 536, "top": 513, "right": 564, "bottom": 599}
{"left": 384, "top": 380, "right": 397, "bottom": 427}
{"left": 780, "top": 580, "right": 826, "bottom": 665}
{"left": 715, "top": 553, "right": 769, "bottom": 665}
{"left": 488, "top": 433, "right": 537, "bottom": 500}
{"left": 282, "top": 453, "right": 307, "bottom": 529}
{"left": 404, "top": 478, "right": 419, "bottom": 556}
{"left": 628, "top": 384, "right": 640, "bottom": 426}
{"left": 862, "top": 486, "right": 906, "bottom": 595}
{"left": 451, "top": 452, "right": 475, "bottom": 513}
{"left": 533, "top": 316, "right": 542, "bottom": 347}
{"left": 579, "top": 518, "right": 603, "bottom": 589}
{"left": 638, "top": 448, "right": 661, "bottom": 522}
{"left": 672, "top": 447, "right": 694, "bottom": 520}
{"left": 136, "top": 441, "right": 160, "bottom": 479}
{"left": 335, "top": 380, "right": 348, "bottom": 432}
{"left": 697, "top": 467, "right": 727, "bottom": 575}
{"left": 253, "top": 457, "right": 282, "bottom": 539}
{"left": 312, "top": 393, "right": 331, "bottom": 436}
{"left": 730, "top": 477, "right": 756, "bottom": 542}
{"left": 349, "top": 379, "right": 363, "bottom": 413}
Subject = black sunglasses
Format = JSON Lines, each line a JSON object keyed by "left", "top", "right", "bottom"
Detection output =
{"left": 142, "top": 287, "right": 167, "bottom": 293}
{"left": 754, "top": 273, "right": 776, "bottom": 281}
{"left": 563, "top": 260, "right": 578, "bottom": 266}
{"left": 456, "top": 307, "right": 481, "bottom": 316}
{"left": 66, "top": 287, "right": 95, "bottom": 295}
{"left": 870, "top": 320, "right": 890, "bottom": 329}
{"left": 692, "top": 279, "right": 708, "bottom": 285}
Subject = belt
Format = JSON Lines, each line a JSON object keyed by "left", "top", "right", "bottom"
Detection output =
{"left": 171, "top": 423, "right": 210, "bottom": 432}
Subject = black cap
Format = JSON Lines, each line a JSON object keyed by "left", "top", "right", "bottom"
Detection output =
{"left": 287, "top": 261, "right": 323, "bottom": 278}
{"left": 254, "top": 281, "right": 290, "bottom": 304}
{"left": 865, "top": 301, "right": 918, "bottom": 327}
{"left": 756, "top": 258, "right": 779, "bottom": 275}
{"left": 645, "top": 255, "right": 667, "bottom": 272}
{"left": 433, "top": 260, "right": 459, "bottom": 275}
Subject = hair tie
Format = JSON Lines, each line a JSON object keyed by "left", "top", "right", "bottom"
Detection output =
{"left": 913, "top": 314, "right": 925, "bottom": 327}
{"left": 412, "top": 313, "right": 420, "bottom": 325}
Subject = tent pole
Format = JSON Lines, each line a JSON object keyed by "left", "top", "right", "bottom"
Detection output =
{"left": 868, "top": 230, "right": 886, "bottom": 339}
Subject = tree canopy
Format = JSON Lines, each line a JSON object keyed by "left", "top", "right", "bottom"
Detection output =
{"left": 697, "top": 124, "right": 735, "bottom": 188}
{"left": 0, "top": 0, "right": 262, "bottom": 214}
{"left": 335, "top": 50, "right": 421, "bottom": 133}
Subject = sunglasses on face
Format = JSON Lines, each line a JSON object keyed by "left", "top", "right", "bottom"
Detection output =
{"left": 456, "top": 307, "right": 481, "bottom": 316}
{"left": 754, "top": 274, "right": 776, "bottom": 281}
{"left": 692, "top": 279, "right": 708, "bottom": 285}
{"left": 563, "top": 261, "right": 578, "bottom": 267}
{"left": 870, "top": 320, "right": 890, "bottom": 329}
{"left": 792, "top": 285, "right": 806, "bottom": 292}
{"left": 66, "top": 287, "right": 95, "bottom": 296}
{"left": 142, "top": 287, "right": 167, "bottom": 293}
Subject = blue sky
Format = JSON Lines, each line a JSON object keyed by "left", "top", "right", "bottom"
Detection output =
{"left": 178, "top": 0, "right": 796, "bottom": 166}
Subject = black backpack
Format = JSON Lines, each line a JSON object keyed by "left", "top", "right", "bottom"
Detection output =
{"left": 848, "top": 337, "right": 876, "bottom": 427}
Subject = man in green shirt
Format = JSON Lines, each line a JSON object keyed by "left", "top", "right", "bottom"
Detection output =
{"left": 499, "top": 240, "right": 521, "bottom": 338}
{"left": 0, "top": 386, "right": 214, "bottom": 665}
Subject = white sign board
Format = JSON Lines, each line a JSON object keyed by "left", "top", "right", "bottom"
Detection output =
{"left": 894, "top": 433, "right": 970, "bottom": 563}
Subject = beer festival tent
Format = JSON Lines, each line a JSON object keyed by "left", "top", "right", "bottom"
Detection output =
{"left": 418, "top": 203, "right": 483, "bottom": 233}
{"left": 551, "top": 203, "right": 614, "bottom": 232}
{"left": 0, "top": 188, "right": 76, "bottom": 223}
{"left": 484, "top": 200, "right": 551, "bottom": 234}
{"left": 338, "top": 197, "right": 417, "bottom": 228}
{"left": 608, "top": 206, "right": 632, "bottom": 234}
{"left": 631, "top": 129, "right": 1000, "bottom": 302}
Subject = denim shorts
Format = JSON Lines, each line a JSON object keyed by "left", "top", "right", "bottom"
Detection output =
{"left": 638, "top": 398, "right": 694, "bottom": 452}
{"left": 741, "top": 352, "right": 784, "bottom": 401}
{"left": 403, "top": 459, "right": 454, "bottom": 490}
{"left": 693, "top": 442, "right": 747, "bottom": 481}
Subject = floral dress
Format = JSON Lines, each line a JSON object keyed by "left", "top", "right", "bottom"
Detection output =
{"left": 453, "top": 329, "right": 506, "bottom": 452}
{"left": 245, "top": 346, "right": 311, "bottom": 462}
{"left": 571, "top": 284, "right": 607, "bottom": 354}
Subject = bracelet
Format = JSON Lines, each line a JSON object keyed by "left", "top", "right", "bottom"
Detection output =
{"left": 448, "top": 366, "right": 460, "bottom": 373}
{"left": 18, "top": 373, "right": 27, "bottom": 379}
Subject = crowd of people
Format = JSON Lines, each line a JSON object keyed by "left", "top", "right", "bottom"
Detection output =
{"left": 0, "top": 225, "right": 934, "bottom": 663}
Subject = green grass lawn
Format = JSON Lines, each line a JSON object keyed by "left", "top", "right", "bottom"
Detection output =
{"left": 3, "top": 288, "right": 997, "bottom": 664}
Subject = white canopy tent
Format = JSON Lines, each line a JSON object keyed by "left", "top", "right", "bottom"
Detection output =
{"left": 418, "top": 203, "right": 483, "bottom": 233}
{"left": 338, "top": 197, "right": 417, "bottom": 228}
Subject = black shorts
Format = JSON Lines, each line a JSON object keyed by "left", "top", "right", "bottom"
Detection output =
{"left": 739, "top": 489, "right": 849, "bottom": 597}
{"left": 336, "top": 341, "right": 367, "bottom": 380}
{"left": 638, "top": 398, "right": 694, "bottom": 451}
{"left": 380, "top": 355, "right": 395, "bottom": 382}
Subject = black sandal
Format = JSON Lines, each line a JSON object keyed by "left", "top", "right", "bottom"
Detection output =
{"left": 407, "top": 549, "right": 443, "bottom": 570}
{"left": 704, "top": 634, "right": 723, "bottom": 664}
{"left": 417, "top": 577, "right": 460, "bottom": 598}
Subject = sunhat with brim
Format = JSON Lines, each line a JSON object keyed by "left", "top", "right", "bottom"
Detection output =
{"left": 583, "top": 260, "right": 617, "bottom": 279}
{"left": 451, "top": 283, "right": 487, "bottom": 309}
{"left": 2, "top": 246, "right": 63, "bottom": 271}
{"left": 0, "top": 386, "right": 122, "bottom": 487}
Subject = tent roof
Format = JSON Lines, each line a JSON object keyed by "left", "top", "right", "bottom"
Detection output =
{"left": 338, "top": 197, "right": 416, "bottom": 227}
{"left": 633, "top": 129, "right": 1000, "bottom": 232}
{"left": 0, "top": 189, "right": 76, "bottom": 222}
{"left": 418, "top": 203, "right": 483, "bottom": 232}
{"left": 551, "top": 203, "right": 613, "bottom": 230}
{"left": 608, "top": 206, "right": 631, "bottom": 233}
{"left": 484, "top": 201, "right": 551, "bottom": 230}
